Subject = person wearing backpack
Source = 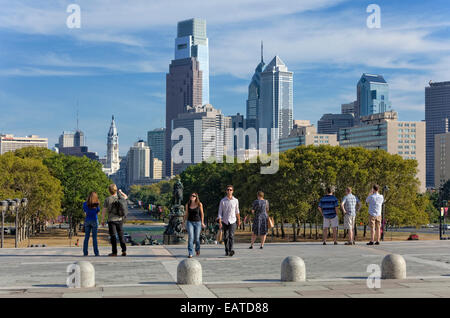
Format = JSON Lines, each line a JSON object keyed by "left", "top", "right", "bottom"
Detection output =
{"left": 101, "top": 184, "right": 129, "bottom": 256}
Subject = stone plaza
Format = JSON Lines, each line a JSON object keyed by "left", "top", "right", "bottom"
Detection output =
{"left": 1, "top": 240, "right": 450, "bottom": 298}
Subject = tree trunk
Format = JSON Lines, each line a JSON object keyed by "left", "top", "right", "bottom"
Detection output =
{"left": 315, "top": 222, "right": 318, "bottom": 240}
{"left": 354, "top": 224, "right": 358, "bottom": 238}
{"left": 303, "top": 222, "right": 306, "bottom": 238}
{"left": 280, "top": 222, "right": 285, "bottom": 238}
{"left": 296, "top": 218, "right": 300, "bottom": 236}
{"left": 309, "top": 222, "right": 312, "bottom": 239}
{"left": 275, "top": 222, "right": 279, "bottom": 237}
{"left": 292, "top": 223, "right": 297, "bottom": 242}
{"left": 363, "top": 225, "right": 367, "bottom": 237}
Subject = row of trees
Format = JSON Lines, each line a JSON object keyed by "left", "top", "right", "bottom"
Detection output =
{"left": 128, "top": 179, "right": 176, "bottom": 217}
{"left": 174, "top": 146, "right": 437, "bottom": 239}
{"left": 0, "top": 147, "right": 111, "bottom": 243}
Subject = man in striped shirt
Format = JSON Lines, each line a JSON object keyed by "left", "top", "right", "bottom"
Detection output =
{"left": 318, "top": 187, "right": 339, "bottom": 245}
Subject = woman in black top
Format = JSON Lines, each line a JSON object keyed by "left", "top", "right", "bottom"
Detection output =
{"left": 183, "top": 193, "right": 205, "bottom": 258}
{"left": 249, "top": 191, "right": 269, "bottom": 249}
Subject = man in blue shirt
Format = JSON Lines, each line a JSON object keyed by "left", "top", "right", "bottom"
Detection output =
{"left": 318, "top": 187, "right": 340, "bottom": 245}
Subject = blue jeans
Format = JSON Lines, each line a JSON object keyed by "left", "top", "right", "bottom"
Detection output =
{"left": 186, "top": 221, "right": 202, "bottom": 256}
{"left": 83, "top": 220, "right": 99, "bottom": 256}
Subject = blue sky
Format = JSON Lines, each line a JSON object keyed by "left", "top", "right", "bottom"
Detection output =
{"left": 1, "top": 0, "right": 450, "bottom": 157}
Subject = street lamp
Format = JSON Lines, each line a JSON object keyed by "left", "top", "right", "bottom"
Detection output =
{"left": 0, "top": 201, "right": 8, "bottom": 248}
{"left": 381, "top": 185, "right": 389, "bottom": 241}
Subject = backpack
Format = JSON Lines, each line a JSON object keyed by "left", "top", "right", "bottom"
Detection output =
{"left": 110, "top": 194, "right": 129, "bottom": 218}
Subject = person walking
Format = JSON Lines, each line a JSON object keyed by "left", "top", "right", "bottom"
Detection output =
{"left": 218, "top": 185, "right": 240, "bottom": 257}
{"left": 366, "top": 184, "right": 384, "bottom": 245}
{"left": 82, "top": 192, "right": 101, "bottom": 256}
{"left": 101, "top": 184, "right": 128, "bottom": 256}
{"left": 318, "top": 187, "right": 339, "bottom": 245}
{"left": 183, "top": 193, "right": 206, "bottom": 258}
{"left": 341, "top": 187, "right": 362, "bottom": 245}
{"left": 249, "top": 191, "right": 269, "bottom": 249}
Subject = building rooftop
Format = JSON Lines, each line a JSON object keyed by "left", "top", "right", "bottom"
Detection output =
{"left": 359, "top": 73, "right": 387, "bottom": 84}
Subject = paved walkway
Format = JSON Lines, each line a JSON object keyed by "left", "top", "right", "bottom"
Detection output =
{"left": 0, "top": 240, "right": 450, "bottom": 297}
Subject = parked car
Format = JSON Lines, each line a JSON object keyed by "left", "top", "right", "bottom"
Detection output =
{"left": 446, "top": 224, "right": 450, "bottom": 230}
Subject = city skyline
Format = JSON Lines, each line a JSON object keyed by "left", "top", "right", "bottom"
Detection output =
{"left": 2, "top": 0, "right": 450, "bottom": 156}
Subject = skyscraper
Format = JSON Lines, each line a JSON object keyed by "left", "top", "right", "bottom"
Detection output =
{"left": 126, "top": 140, "right": 151, "bottom": 186}
{"left": 105, "top": 115, "right": 120, "bottom": 175}
{"left": 57, "top": 131, "right": 84, "bottom": 148}
{"left": 425, "top": 81, "right": 450, "bottom": 188}
{"left": 165, "top": 57, "right": 202, "bottom": 177}
{"left": 246, "top": 42, "right": 265, "bottom": 131}
{"left": 357, "top": 74, "right": 391, "bottom": 117}
{"left": 317, "top": 113, "right": 355, "bottom": 140}
{"left": 259, "top": 56, "right": 293, "bottom": 143}
{"left": 0, "top": 134, "right": 48, "bottom": 155}
{"left": 147, "top": 128, "right": 165, "bottom": 162}
{"left": 175, "top": 18, "right": 209, "bottom": 104}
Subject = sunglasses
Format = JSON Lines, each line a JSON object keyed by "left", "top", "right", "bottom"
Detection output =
{"left": 191, "top": 195, "right": 197, "bottom": 198}
{"left": 227, "top": 189, "right": 233, "bottom": 191}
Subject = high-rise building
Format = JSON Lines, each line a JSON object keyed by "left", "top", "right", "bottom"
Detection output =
{"left": 317, "top": 113, "right": 355, "bottom": 140}
{"left": 341, "top": 101, "right": 357, "bottom": 115}
{"left": 165, "top": 57, "right": 203, "bottom": 177}
{"left": 104, "top": 115, "right": 120, "bottom": 175}
{"left": 339, "top": 111, "right": 426, "bottom": 192}
{"left": 0, "top": 134, "right": 48, "bottom": 154}
{"left": 151, "top": 158, "right": 163, "bottom": 180}
{"left": 175, "top": 18, "right": 209, "bottom": 104}
{"left": 126, "top": 140, "right": 151, "bottom": 185}
{"left": 57, "top": 131, "right": 84, "bottom": 148}
{"left": 357, "top": 74, "right": 391, "bottom": 117}
{"left": 171, "top": 104, "right": 228, "bottom": 175}
{"left": 425, "top": 81, "right": 450, "bottom": 188}
{"left": 435, "top": 132, "right": 450, "bottom": 188}
{"left": 147, "top": 128, "right": 165, "bottom": 162}
{"left": 246, "top": 42, "right": 265, "bottom": 130}
{"left": 259, "top": 56, "right": 293, "bottom": 143}
{"left": 293, "top": 120, "right": 311, "bottom": 128}
{"left": 279, "top": 125, "right": 338, "bottom": 153}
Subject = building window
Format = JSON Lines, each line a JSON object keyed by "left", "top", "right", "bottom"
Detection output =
{"left": 398, "top": 151, "right": 403, "bottom": 154}
{"left": 398, "top": 145, "right": 403, "bottom": 149}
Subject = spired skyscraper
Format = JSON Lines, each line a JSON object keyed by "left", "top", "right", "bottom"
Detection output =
{"left": 175, "top": 18, "right": 209, "bottom": 104}
{"left": 105, "top": 115, "right": 120, "bottom": 175}
{"left": 259, "top": 56, "right": 293, "bottom": 144}
{"left": 246, "top": 42, "right": 265, "bottom": 131}
{"left": 357, "top": 74, "right": 391, "bottom": 118}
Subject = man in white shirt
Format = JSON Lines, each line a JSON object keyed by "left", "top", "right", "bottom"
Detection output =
{"left": 218, "top": 185, "right": 240, "bottom": 256}
{"left": 365, "top": 184, "right": 384, "bottom": 246}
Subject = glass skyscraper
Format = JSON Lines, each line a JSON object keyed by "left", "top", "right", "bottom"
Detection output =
{"left": 259, "top": 56, "right": 293, "bottom": 142}
{"left": 357, "top": 74, "right": 391, "bottom": 117}
{"left": 175, "top": 18, "right": 209, "bottom": 104}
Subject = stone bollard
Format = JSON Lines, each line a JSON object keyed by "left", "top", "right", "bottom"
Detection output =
{"left": 177, "top": 259, "right": 202, "bottom": 285}
{"left": 381, "top": 254, "right": 406, "bottom": 279}
{"left": 281, "top": 256, "right": 306, "bottom": 282}
{"left": 67, "top": 261, "right": 95, "bottom": 288}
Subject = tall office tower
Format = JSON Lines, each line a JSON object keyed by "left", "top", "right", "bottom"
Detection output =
{"left": 147, "top": 127, "right": 165, "bottom": 162}
{"left": 0, "top": 134, "right": 48, "bottom": 154}
{"left": 339, "top": 111, "right": 426, "bottom": 192}
{"left": 246, "top": 42, "right": 265, "bottom": 131}
{"left": 175, "top": 18, "right": 209, "bottom": 104}
{"left": 151, "top": 158, "right": 163, "bottom": 180}
{"left": 171, "top": 104, "right": 227, "bottom": 175}
{"left": 259, "top": 56, "right": 293, "bottom": 143}
{"left": 126, "top": 140, "right": 151, "bottom": 186}
{"left": 165, "top": 57, "right": 202, "bottom": 177}
{"left": 357, "top": 73, "right": 391, "bottom": 117}
{"left": 425, "top": 81, "right": 450, "bottom": 188}
{"left": 341, "top": 101, "right": 357, "bottom": 115}
{"left": 105, "top": 115, "right": 120, "bottom": 175}
{"left": 317, "top": 113, "right": 355, "bottom": 140}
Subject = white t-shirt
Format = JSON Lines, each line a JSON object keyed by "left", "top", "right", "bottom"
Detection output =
{"left": 366, "top": 193, "right": 384, "bottom": 217}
